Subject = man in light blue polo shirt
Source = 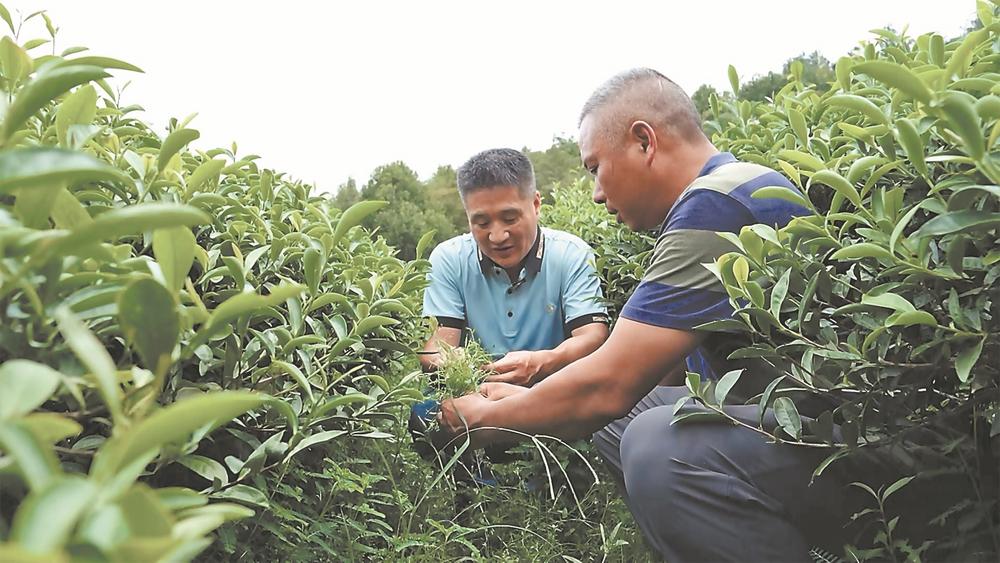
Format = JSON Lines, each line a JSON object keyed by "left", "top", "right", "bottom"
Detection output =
{"left": 421, "top": 148, "right": 609, "bottom": 387}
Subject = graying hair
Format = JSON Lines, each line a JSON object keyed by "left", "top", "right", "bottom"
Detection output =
{"left": 456, "top": 148, "right": 536, "bottom": 199}
{"left": 579, "top": 68, "right": 704, "bottom": 143}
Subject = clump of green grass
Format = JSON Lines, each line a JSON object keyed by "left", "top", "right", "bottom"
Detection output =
{"left": 436, "top": 339, "right": 492, "bottom": 397}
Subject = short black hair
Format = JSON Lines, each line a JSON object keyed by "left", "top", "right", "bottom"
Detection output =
{"left": 456, "top": 148, "right": 536, "bottom": 199}
{"left": 579, "top": 67, "right": 704, "bottom": 144}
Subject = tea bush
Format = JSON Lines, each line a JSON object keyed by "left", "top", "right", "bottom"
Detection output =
{"left": 680, "top": 4, "right": 1000, "bottom": 560}
{"left": 0, "top": 7, "right": 652, "bottom": 561}
{"left": 0, "top": 8, "right": 432, "bottom": 560}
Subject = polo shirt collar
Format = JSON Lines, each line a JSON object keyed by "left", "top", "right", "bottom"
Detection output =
{"left": 477, "top": 226, "right": 544, "bottom": 278}
{"left": 697, "top": 152, "right": 737, "bottom": 178}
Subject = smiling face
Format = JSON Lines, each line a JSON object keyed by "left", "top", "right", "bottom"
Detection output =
{"left": 579, "top": 114, "right": 662, "bottom": 232}
{"left": 463, "top": 185, "right": 541, "bottom": 271}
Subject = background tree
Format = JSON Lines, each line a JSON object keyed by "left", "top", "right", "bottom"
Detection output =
{"left": 333, "top": 176, "right": 361, "bottom": 209}
{"left": 360, "top": 162, "right": 456, "bottom": 259}
{"left": 425, "top": 164, "right": 467, "bottom": 234}
{"left": 525, "top": 136, "right": 585, "bottom": 200}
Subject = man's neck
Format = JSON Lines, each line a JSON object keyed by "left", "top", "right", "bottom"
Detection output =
{"left": 654, "top": 142, "right": 720, "bottom": 222}
{"left": 504, "top": 227, "right": 539, "bottom": 282}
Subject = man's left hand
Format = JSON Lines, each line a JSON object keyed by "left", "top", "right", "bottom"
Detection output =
{"left": 436, "top": 391, "right": 506, "bottom": 449}
{"left": 485, "top": 350, "right": 550, "bottom": 386}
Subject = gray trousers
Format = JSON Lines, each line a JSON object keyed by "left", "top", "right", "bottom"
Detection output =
{"left": 593, "top": 386, "right": 844, "bottom": 562}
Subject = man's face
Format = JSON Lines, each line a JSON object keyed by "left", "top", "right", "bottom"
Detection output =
{"left": 463, "top": 185, "right": 541, "bottom": 271}
{"left": 579, "top": 114, "right": 659, "bottom": 231}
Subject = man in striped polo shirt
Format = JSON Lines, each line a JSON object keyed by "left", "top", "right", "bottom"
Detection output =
{"left": 437, "top": 68, "right": 843, "bottom": 560}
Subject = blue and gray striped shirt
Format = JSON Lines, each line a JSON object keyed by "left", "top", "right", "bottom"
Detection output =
{"left": 620, "top": 152, "right": 807, "bottom": 379}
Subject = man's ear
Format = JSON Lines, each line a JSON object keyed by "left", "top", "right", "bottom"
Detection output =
{"left": 532, "top": 191, "right": 541, "bottom": 213}
{"left": 630, "top": 120, "right": 657, "bottom": 163}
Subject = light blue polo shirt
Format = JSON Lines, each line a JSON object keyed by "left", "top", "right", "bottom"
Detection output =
{"left": 423, "top": 227, "right": 608, "bottom": 358}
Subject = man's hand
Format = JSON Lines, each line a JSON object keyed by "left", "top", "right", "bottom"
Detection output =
{"left": 479, "top": 381, "right": 528, "bottom": 400}
{"left": 485, "top": 350, "right": 550, "bottom": 386}
{"left": 436, "top": 391, "right": 498, "bottom": 448}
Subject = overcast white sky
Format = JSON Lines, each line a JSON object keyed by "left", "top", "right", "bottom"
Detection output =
{"left": 6, "top": 1, "right": 978, "bottom": 193}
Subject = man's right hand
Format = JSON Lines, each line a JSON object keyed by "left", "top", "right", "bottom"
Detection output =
{"left": 479, "top": 381, "right": 528, "bottom": 401}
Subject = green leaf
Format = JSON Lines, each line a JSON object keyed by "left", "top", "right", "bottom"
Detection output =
{"left": 330, "top": 200, "right": 388, "bottom": 248}
{"left": 92, "top": 391, "right": 265, "bottom": 479}
{"left": 886, "top": 310, "right": 938, "bottom": 328}
{"left": 57, "top": 55, "right": 143, "bottom": 73}
{"left": 211, "top": 484, "right": 269, "bottom": 508}
{"left": 975, "top": 95, "right": 1000, "bottom": 120}
{"left": 303, "top": 246, "right": 324, "bottom": 295}
{"left": 895, "top": 118, "right": 927, "bottom": 177}
{"left": 55, "top": 84, "right": 97, "bottom": 147}
{"left": 55, "top": 308, "right": 123, "bottom": 426}
{"left": 11, "top": 476, "right": 97, "bottom": 553}
{"left": 1, "top": 64, "right": 109, "bottom": 143}
{"left": 306, "top": 292, "right": 350, "bottom": 314}
{"left": 845, "top": 155, "right": 886, "bottom": 185}
{"left": 118, "top": 278, "right": 179, "bottom": 374}
{"left": 758, "top": 376, "right": 783, "bottom": 426}
{"left": 811, "top": 169, "right": 862, "bottom": 209}
{"left": 118, "top": 483, "right": 173, "bottom": 536}
{"left": 50, "top": 187, "right": 93, "bottom": 229}
{"left": 415, "top": 229, "right": 436, "bottom": 261}
{"left": 48, "top": 203, "right": 210, "bottom": 258}
{"left": 830, "top": 243, "right": 893, "bottom": 261}
{"left": 177, "top": 454, "right": 230, "bottom": 486}
{"left": 264, "top": 397, "right": 299, "bottom": 436}
{"left": 727, "top": 64, "right": 740, "bottom": 95}
{"left": 853, "top": 61, "right": 932, "bottom": 104}
{"left": 912, "top": 210, "right": 1000, "bottom": 238}
{"left": 812, "top": 449, "right": 850, "bottom": 484}
{"left": 671, "top": 411, "right": 731, "bottom": 425}
{"left": 0, "top": 423, "right": 60, "bottom": 491}
{"left": 353, "top": 315, "right": 399, "bottom": 335}
{"left": 0, "top": 36, "right": 33, "bottom": 87}
{"left": 685, "top": 371, "right": 702, "bottom": 397}
{"left": 955, "top": 337, "right": 985, "bottom": 383}
{"left": 157, "top": 128, "right": 200, "bottom": 172}
{"left": 185, "top": 158, "right": 226, "bottom": 195}
{"left": 882, "top": 475, "right": 915, "bottom": 501}
{"left": 938, "top": 92, "right": 984, "bottom": 160}
{"left": 772, "top": 397, "right": 802, "bottom": 439}
{"left": 714, "top": 370, "right": 743, "bottom": 405}
{"left": 21, "top": 39, "right": 48, "bottom": 51}
{"left": 153, "top": 226, "right": 196, "bottom": 294}
{"left": 0, "top": 360, "right": 62, "bottom": 419}
{"left": 203, "top": 284, "right": 305, "bottom": 334}
{"left": 835, "top": 56, "right": 853, "bottom": 91}
{"left": 776, "top": 149, "right": 826, "bottom": 172}
{"left": 751, "top": 186, "right": 810, "bottom": 209}
{"left": 731, "top": 256, "right": 749, "bottom": 283}
{"left": 0, "top": 3, "right": 13, "bottom": 33}
{"left": 285, "top": 429, "right": 348, "bottom": 462}
{"left": 311, "top": 393, "right": 371, "bottom": 419}
{"left": 929, "top": 34, "right": 945, "bottom": 66}
{"left": 0, "top": 148, "right": 131, "bottom": 195}
{"left": 19, "top": 413, "right": 81, "bottom": 444}
{"left": 944, "top": 29, "right": 985, "bottom": 81}
{"left": 788, "top": 108, "right": 808, "bottom": 145}
{"left": 827, "top": 94, "right": 888, "bottom": 125}
{"left": 861, "top": 292, "right": 916, "bottom": 313}
{"left": 268, "top": 360, "right": 314, "bottom": 404}
{"left": 156, "top": 487, "right": 209, "bottom": 511}
{"left": 769, "top": 268, "right": 791, "bottom": 319}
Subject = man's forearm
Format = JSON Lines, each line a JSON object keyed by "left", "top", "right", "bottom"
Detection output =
{"left": 419, "top": 351, "right": 442, "bottom": 372}
{"left": 537, "top": 325, "right": 608, "bottom": 379}
{"left": 475, "top": 356, "right": 628, "bottom": 443}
